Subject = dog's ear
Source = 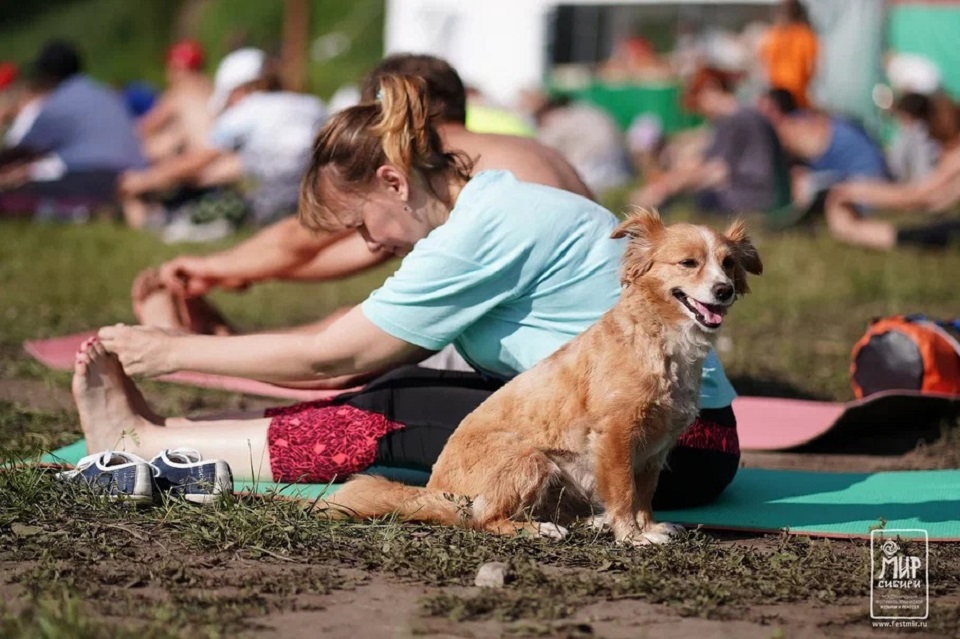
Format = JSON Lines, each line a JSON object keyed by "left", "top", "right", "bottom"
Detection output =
{"left": 611, "top": 207, "right": 665, "bottom": 241}
{"left": 724, "top": 218, "right": 763, "bottom": 275}
{"left": 611, "top": 208, "right": 665, "bottom": 283}
{"left": 723, "top": 218, "right": 763, "bottom": 296}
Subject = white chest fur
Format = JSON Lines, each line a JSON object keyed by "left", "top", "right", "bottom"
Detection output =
{"left": 663, "top": 327, "right": 711, "bottom": 431}
{"left": 551, "top": 329, "right": 710, "bottom": 509}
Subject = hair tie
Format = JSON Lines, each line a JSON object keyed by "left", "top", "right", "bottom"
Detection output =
{"left": 376, "top": 88, "right": 383, "bottom": 102}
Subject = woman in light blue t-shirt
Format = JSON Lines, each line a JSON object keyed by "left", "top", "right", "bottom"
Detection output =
{"left": 82, "top": 74, "right": 740, "bottom": 509}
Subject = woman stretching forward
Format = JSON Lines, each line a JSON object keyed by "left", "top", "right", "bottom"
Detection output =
{"left": 79, "top": 74, "right": 742, "bottom": 509}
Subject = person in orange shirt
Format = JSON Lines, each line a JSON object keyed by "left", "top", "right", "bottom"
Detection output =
{"left": 759, "top": 0, "right": 818, "bottom": 108}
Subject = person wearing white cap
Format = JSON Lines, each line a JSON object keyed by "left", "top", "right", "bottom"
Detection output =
{"left": 886, "top": 53, "right": 941, "bottom": 97}
{"left": 208, "top": 47, "right": 267, "bottom": 115}
{"left": 118, "top": 47, "right": 326, "bottom": 232}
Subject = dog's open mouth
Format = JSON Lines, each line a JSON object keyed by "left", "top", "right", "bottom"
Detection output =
{"left": 672, "top": 289, "right": 727, "bottom": 329}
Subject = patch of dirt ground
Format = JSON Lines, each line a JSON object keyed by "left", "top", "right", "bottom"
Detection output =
{"left": 2, "top": 541, "right": 957, "bottom": 639}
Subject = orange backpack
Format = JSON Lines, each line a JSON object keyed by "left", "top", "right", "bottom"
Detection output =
{"left": 850, "top": 315, "right": 960, "bottom": 399}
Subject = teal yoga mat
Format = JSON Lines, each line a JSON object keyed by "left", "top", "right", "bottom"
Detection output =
{"left": 38, "top": 440, "right": 431, "bottom": 495}
{"left": 39, "top": 440, "right": 960, "bottom": 541}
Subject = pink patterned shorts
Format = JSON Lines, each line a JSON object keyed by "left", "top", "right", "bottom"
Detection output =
{"left": 676, "top": 415, "right": 740, "bottom": 455}
{"left": 265, "top": 399, "right": 405, "bottom": 483}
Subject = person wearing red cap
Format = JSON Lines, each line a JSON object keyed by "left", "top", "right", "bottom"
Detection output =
{"left": 0, "top": 62, "right": 17, "bottom": 91}
{"left": 0, "top": 62, "right": 21, "bottom": 130}
{"left": 138, "top": 40, "right": 214, "bottom": 163}
{"left": 166, "top": 40, "right": 204, "bottom": 72}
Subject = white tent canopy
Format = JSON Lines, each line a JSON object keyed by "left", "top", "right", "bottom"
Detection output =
{"left": 384, "top": 0, "right": 778, "bottom": 107}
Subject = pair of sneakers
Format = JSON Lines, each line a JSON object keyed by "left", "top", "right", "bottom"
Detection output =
{"left": 57, "top": 448, "right": 233, "bottom": 504}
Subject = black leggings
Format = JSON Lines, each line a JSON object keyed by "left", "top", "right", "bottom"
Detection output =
{"left": 333, "top": 366, "right": 739, "bottom": 510}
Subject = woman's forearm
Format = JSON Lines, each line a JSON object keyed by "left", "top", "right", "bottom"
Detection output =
{"left": 834, "top": 181, "right": 927, "bottom": 211}
{"left": 203, "top": 217, "right": 351, "bottom": 283}
{"left": 169, "top": 332, "right": 351, "bottom": 383}
{"left": 101, "top": 306, "right": 424, "bottom": 383}
{"left": 285, "top": 232, "right": 393, "bottom": 281}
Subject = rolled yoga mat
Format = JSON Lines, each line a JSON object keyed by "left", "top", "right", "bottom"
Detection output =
{"left": 734, "top": 391, "right": 959, "bottom": 452}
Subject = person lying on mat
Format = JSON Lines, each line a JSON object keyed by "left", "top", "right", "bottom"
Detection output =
{"left": 78, "top": 73, "right": 741, "bottom": 511}
{"left": 129, "top": 53, "right": 592, "bottom": 342}
{"left": 823, "top": 143, "right": 960, "bottom": 250}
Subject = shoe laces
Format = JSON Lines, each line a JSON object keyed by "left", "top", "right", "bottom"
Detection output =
{"left": 73, "top": 450, "right": 161, "bottom": 477}
{"left": 158, "top": 447, "right": 204, "bottom": 465}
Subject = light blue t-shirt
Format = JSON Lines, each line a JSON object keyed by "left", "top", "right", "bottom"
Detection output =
{"left": 362, "top": 170, "right": 737, "bottom": 409}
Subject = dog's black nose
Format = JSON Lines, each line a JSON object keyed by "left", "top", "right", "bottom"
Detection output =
{"left": 712, "top": 283, "right": 734, "bottom": 302}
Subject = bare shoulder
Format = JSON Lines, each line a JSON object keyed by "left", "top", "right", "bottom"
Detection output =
{"left": 456, "top": 132, "right": 591, "bottom": 198}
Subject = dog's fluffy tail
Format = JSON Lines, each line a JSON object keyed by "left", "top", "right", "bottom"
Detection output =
{"left": 312, "top": 475, "right": 469, "bottom": 527}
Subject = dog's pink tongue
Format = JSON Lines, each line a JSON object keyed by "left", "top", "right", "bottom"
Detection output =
{"left": 691, "top": 299, "right": 724, "bottom": 325}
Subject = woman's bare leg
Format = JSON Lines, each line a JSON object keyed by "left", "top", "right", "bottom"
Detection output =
{"left": 195, "top": 153, "right": 243, "bottom": 188}
{"left": 824, "top": 194, "right": 897, "bottom": 251}
{"left": 73, "top": 339, "right": 274, "bottom": 481}
{"left": 121, "top": 196, "right": 162, "bottom": 230}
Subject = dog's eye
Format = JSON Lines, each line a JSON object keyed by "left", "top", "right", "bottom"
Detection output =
{"left": 721, "top": 256, "right": 735, "bottom": 269}
{"left": 679, "top": 259, "right": 698, "bottom": 268}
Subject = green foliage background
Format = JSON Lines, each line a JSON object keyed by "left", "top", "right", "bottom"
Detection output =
{"left": 0, "top": 0, "right": 385, "bottom": 98}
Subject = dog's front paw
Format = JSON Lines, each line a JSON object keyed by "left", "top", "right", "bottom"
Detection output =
{"left": 585, "top": 513, "right": 609, "bottom": 531}
{"left": 619, "top": 534, "right": 653, "bottom": 548}
{"left": 536, "top": 522, "right": 569, "bottom": 539}
{"left": 641, "top": 522, "right": 685, "bottom": 545}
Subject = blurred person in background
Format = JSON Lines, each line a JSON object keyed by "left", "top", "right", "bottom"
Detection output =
{"left": 0, "top": 40, "right": 145, "bottom": 220}
{"left": 823, "top": 145, "right": 960, "bottom": 250}
{"left": 0, "top": 62, "right": 21, "bottom": 132}
{"left": 118, "top": 47, "right": 326, "bottom": 239}
{"left": 886, "top": 92, "right": 941, "bottom": 184}
{"left": 138, "top": 40, "right": 213, "bottom": 163}
{"left": 822, "top": 106, "right": 960, "bottom": 251}
{"left": 758, "top": 0, "right": 818, "bottom": 108}
{"left": 463, "top": 86, "right": 536, "bottom": 137}
{"left": 631, "top": 67, "right": 789, "bottom": 216}
{"left": 527, "top": 92, "right": 633, "bottom": 196}
{"left": 758, "top": 88, "right": 889, "bottom": 223}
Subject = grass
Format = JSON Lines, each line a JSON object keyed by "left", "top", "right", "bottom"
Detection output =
{"left": 1, "top": 215, "right": 959, "bottom": 635}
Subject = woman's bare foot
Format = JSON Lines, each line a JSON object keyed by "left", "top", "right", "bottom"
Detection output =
{"left": 132, "top": 267, "right": 235, "bottom": 335}
{"left": 132, "top": 268, "right": 184, "bottom": 330}
{"left": 180, "top": 296, "right": 236, "bottom": 336}
{"left": 72, "top": 338, "right": 163, "bottom": 454}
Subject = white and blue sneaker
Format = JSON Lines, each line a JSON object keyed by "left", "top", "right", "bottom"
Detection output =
{"left": 150, "top": 448, "right": 233, "bottom": 505}
{"left": 56, "top": 451, "right": 158, "bottom": 502}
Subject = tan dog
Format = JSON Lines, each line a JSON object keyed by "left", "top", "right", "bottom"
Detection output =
{"left": 323, "top": 209, "right": 762, "bottom": 545}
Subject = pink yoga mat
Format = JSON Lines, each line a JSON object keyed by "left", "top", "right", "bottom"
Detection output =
{"left": 23, "top": 331, "right": 341, "bottom": 402}
{"left": 735, "top": 391, "right": 959, "bottom": 451}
